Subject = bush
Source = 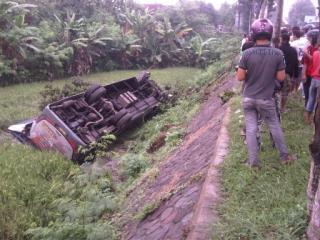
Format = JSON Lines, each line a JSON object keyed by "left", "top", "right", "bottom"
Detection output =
{"left": 39, "top": 78, "right": 90, "bottom": 109}
{"left": 26, "top": 171, "right": 119, "bottom": 240}
{"left": 120, "top": 154, "right": 149, "bottom": 179}
{"left": 26, "top": 222, "right": 118, "bottom": 240}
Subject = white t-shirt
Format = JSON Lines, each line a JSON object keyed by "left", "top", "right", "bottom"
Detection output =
{"left": 241, "top": 38, "right": 247, "bottom": 50}
{"left": 290, "top": 37, "right": 309, "bottom": 66}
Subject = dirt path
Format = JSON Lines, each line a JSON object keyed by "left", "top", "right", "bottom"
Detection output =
{"left": 119, "top": 74, "right": 235, "bottom": 240}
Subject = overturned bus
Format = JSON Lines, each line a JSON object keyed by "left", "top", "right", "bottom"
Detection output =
{"left": 8, "top": 72, "right": 166, "bottom": 162}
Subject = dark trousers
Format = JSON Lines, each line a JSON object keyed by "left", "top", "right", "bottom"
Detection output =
{"left": 304, "top": 76, "right": 312, "bottom": 107}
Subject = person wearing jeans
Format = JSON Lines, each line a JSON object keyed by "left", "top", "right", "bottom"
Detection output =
{"left": 306, "top": 78, "right": 320, "bottom": 114}
{"left": 302, "top": 30, "right": 319, "bottom": 108}
{"left": 243, "top": 98, "right": 289, "bottom": 166}
{"left": 237, "top": 19, "right": 296, "bottom": 168}
{"left": 304, "top": 44, "right": 320, "bottom": 123}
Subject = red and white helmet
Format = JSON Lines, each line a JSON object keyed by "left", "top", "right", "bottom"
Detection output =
{"left": 250, "top": 18, "right": 273, "bottom": 41}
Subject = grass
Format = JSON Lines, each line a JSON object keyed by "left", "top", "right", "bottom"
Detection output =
{"left": 0, "top": 144, "right": 75, "bottom": 240}
{"left": 0, "top": 67, "right": 202, "bottom": 240}
{"left": 0, "top": 36, "right": 240, "bottom": 239}
{"left": 213, "top": 94, "right": 313, "bottom": 240}
{"left": 0, "top": 67, "right": 206, "bottom": 240}
{"left": 0, "top": 67, "right": 201, "bottom": 129}
{"left": 0, "top": 142, "right": 119, "bottom": 240}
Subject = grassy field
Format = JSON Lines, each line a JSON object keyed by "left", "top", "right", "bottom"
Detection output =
{"left": 0, "top": 67, "right": 201, "bottom": 129}
{"left": 213, "top": 94, "right": 313, "bottom": 239}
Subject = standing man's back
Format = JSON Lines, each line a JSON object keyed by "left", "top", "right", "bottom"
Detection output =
{"left": 241, "top": 45, "right": 285, "bottom": 99}
{"left": 236, "top": 18, "right": 296, "bottom": 168}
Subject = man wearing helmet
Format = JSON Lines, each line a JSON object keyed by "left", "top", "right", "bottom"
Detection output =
{"left": 236, "top": 19, "right": 296, "bottom": 168}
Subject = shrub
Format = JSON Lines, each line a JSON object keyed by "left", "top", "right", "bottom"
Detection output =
{"left": 26, "top": 222, "right": 118, "bottom": 240}
{"left": 120, "top": 154, "right": 149, "bottom": 179}
{"left": 79, "top": 134, "right": 116, "bottom": 162}
{"left": 25, "top": 167, "right": 119, "bottom": 239}
{"left": 39, "top": 78, "right": 90, "bottom": 109}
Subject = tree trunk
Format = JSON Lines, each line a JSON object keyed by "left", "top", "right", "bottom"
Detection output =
{"left": 266, "top": 0, "right": 275, "bottom": 19}
{"left": 253, "top": 0, "right": 264, "bottom": 19}
{"left": 272, "top": 0, "right": 283, "bottom": 48}
{"left": 259, "top": 0, "right": 267, "bottom": 18}
{"left": 307, "top": 88, "right": 320, "bottom": 240}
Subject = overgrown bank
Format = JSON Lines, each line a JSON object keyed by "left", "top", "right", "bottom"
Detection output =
{"left": 213, "top": 94, "right": 312, "bottom": 239}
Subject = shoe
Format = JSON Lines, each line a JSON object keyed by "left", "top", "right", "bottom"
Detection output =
{"left": 281, "top": 154, "right": 297, "bottom": 165}
{"left": 240, "top": 128, "right": 246, "bottom": 136}
{"left": 304, "top": 111, "right": 312, "bottom": 124}
{"left": 243, "top": 160, "right": 261, "bottom": 170}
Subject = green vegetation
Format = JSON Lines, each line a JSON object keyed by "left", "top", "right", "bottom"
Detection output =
{"left": 0, "top": 67, "right": 201, "bottom": 129}
{"left": 0, "top": 66, "right": 201, "bottom": 239}
{"left": 0, "top": 145, "right": 74, "bottom": 239}
{"left": 0, "top": 0, "right": 236, "bottom": 86}
{"left": 213, "top": 95, "right": 312, "bottom": 239}
{"left": 0, "top": 34, "right": 238, "bottom": 239}
{"left": 0, "top": 32, "right": 237, "bottom": 129}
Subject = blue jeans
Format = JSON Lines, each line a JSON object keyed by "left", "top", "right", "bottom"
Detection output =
{"left": 243, "top": 97, "right": 289, "bottom": 165}
{"left": 306, "top": 78, "right": 320, "bottom": 112}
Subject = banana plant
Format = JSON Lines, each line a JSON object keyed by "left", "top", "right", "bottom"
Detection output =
{"left": 54, "top": 10, "right": 85, "bottom": 45}
{"left": 156, "top": 17, "right": 192, "bottom": 48}
{"left": 189, "top": 34, "right": 219, "bottom": 68}
{"left": 53, "top": 11, "right": 116, "bottom": 75}
{"left": 0, "top": 2, "right": 41, "bottom": 66}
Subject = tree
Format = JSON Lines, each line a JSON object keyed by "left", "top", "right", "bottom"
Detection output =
{"left": 273, "top": 0, "right": 283, "bottom": 47}
{"left": 288, "top": 0, "right": 315, "bottom": 27}
{"left": 259, "top": 0, "right": 267, "bottom": 18}
{"left": 179, "top": 0, "right": 218, "bottom": 37}
{"left": 266, "top": 0, "right": 276, "bottom": 19}
{"left": 0, "top": 1, "right": 42, "bottom": 84}
{"left": 235, "top": 0, "right": 266, "bottom": 33}
{"left": 217, "top": 2, "right": 236, "bottom": 31}
{"left": 307, "top": 91, "right": 320, "bottom": 240}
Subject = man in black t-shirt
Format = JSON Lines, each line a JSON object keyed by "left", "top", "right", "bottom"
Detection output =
{"left": 237, "top": 19, "right": 296, "bottom": 168}
{"left": 279, "top": 33, "right": 299, "bottom": 112}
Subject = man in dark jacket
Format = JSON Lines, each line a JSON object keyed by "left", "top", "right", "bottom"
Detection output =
{"left": 279, "top": 33, "right": 299, "bottom": 112}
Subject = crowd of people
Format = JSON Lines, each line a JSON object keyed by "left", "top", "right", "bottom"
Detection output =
{"left": 241, "top": 23, "right": 320, "bottom": 118}
{"left": 237, "top": 19, "right": 320, "bottom": 239}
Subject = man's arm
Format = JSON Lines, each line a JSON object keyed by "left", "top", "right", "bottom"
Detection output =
{"left": 236, "top": 67, "right": 246, "bottom": 81}
{"left": 276, "top": 69, "right": 286, "bottom": 82}
{"left": 293, "top": 49, "right": 299, "bottom": 78}
{"left": 276, "top": 52, "right": 286, "bottom": 82}
{"left": 237, "top": 52, "right": 247, "bottom": 81}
